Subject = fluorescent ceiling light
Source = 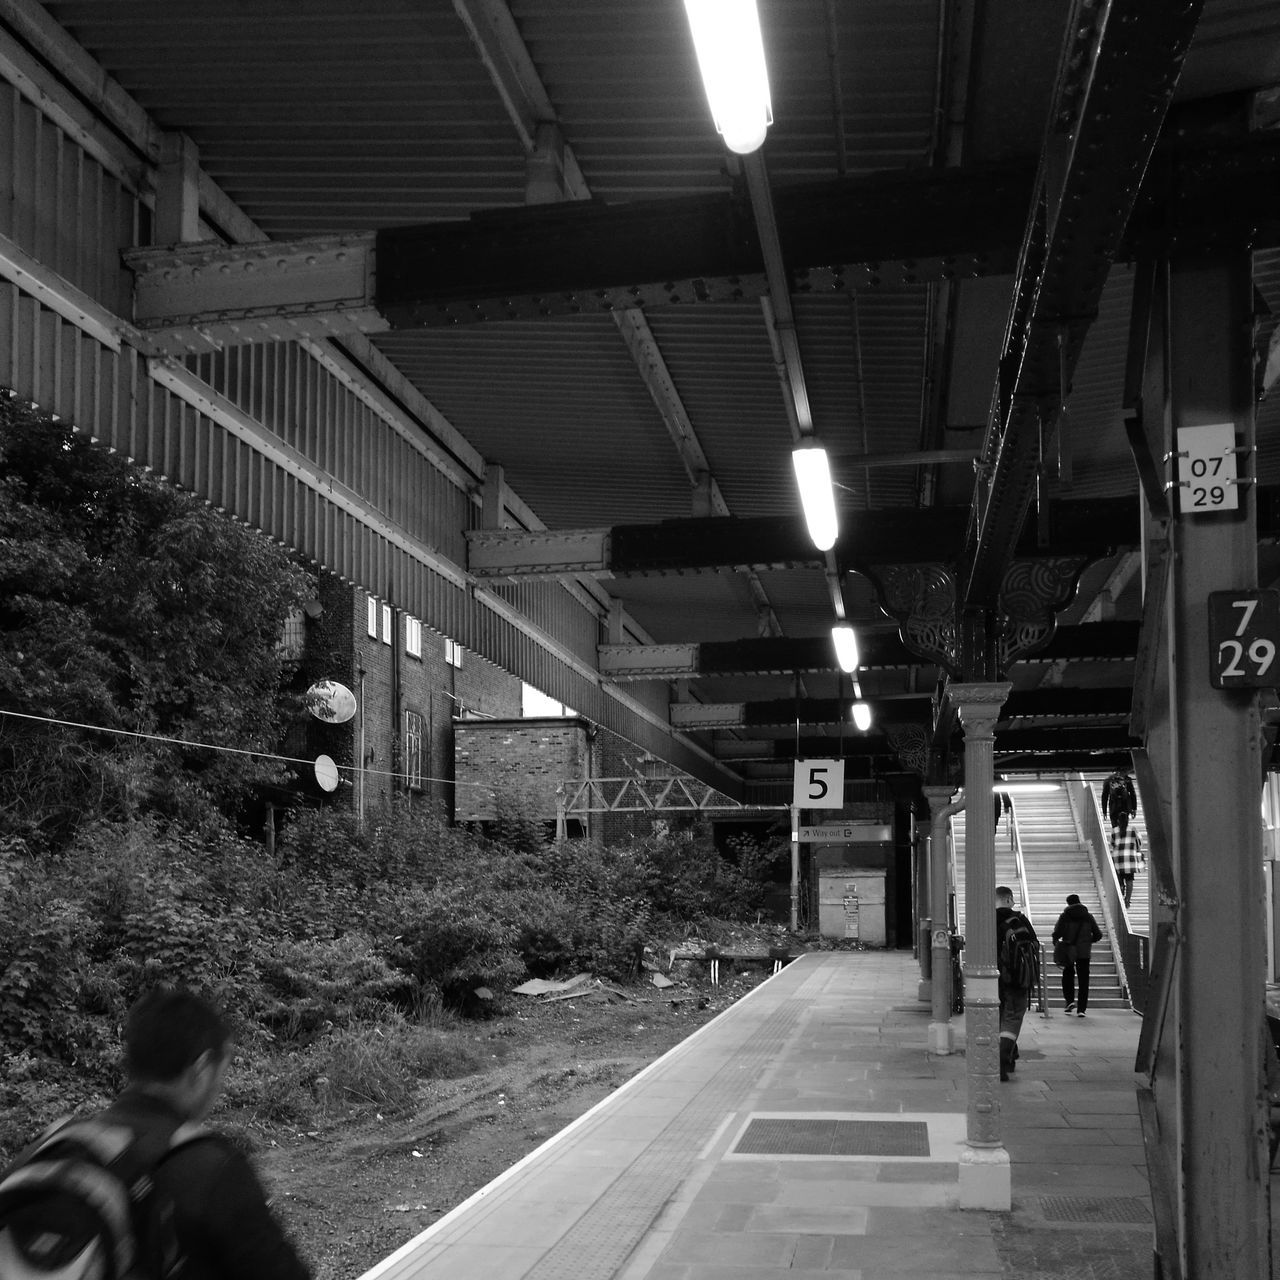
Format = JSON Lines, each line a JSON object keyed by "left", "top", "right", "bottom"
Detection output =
{"left": 792, "top": 445, "right": 838, "bottom": 551}
{"left": 993, "top": 782, "right": 1060, "bottom": 794}
{"left": 851, "top": 701, "right": 873, "bottom": 732}
{"left": 682, "top": 0, "right": 773, "bottom": 155}
{"left": 831, "top": 624, "right": 859, "bottom": 673}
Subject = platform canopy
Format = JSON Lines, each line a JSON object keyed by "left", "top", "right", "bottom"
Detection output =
{"left": 12, "top": 0, "right": 1280, "bottom": 797}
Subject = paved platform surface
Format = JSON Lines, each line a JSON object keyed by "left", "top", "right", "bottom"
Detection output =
{"left": 360, "top": 951, "right": 1154, "bottom": 1280}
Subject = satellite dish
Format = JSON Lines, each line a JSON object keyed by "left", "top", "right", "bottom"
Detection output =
{"left": 314, "top": 755, "right": 340, "bottom": 793}
{"left": 306, "top": 680, "right": 357, "bottom": 724}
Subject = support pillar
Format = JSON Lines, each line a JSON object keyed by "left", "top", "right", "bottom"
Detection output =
{"left": 924, "top": 784, "right": 964, "bottom": 1054}
{"left": 950, "top": 682, "right": 1011, "bottom": 1210}
{"left": 1165, "top": 250, "right": 1267, "bottom": 1278}
{"left": 916, "top": 819, "right": 931, "bottom": 1002}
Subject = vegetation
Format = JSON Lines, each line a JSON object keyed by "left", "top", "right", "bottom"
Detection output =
{"left": 0, "top": 395, "right": 792, "bottom": 1162}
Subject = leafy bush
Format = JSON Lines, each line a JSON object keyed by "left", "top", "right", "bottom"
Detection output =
{"left": 386, "top": 884, "right": 525, "bottom": 1011}
{"left": 257, "top": 935, "right": 412, "bottom": 1043}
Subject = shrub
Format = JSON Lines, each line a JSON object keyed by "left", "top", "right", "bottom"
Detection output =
{"left": 257, "top": 935, "right": 412, "bottom": 1043}
{"left": 386, "top": 884, "right": 525, "bottom": 1011}
{"left": 310, "top": 1016, "right": 482, "bottom": 1115}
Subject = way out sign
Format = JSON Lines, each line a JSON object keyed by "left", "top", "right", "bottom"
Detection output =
{"left": 793, "top": 759, "right": 845, "bottom": 809}
{"left": 1209, "top": 590, "right": 1280, "bottom": 688}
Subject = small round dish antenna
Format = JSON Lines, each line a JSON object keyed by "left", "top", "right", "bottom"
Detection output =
{"left": 314, "top": 754, "right": 340, "bottom": 793}
{"left": 306, "top": 680, "right": 357, "bottom": 724}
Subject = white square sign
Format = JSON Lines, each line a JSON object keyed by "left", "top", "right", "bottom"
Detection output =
{"left": 1178, "top": 422, "right": 1238, "bottom": 513}
{"left": 793, "top": 759, "right": 845, "bottom": 809}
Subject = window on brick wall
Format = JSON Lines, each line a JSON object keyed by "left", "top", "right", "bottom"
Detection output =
{"left": 445, "top": 638, "right": 463, "bottom": 668}
{"left": 366, "top": 596, "right": 378, "bottom": 638}
{"left": 381, "top": 603, "right": 393, "bottom": 645}
{"left": 405, "top": 616, "right": 422, "bottom": 659}
{"left": 404, "top": 710, "right": 424, "bottom": 790}
{"left": 278, "top": 607, "right": 306, "bottom": 663}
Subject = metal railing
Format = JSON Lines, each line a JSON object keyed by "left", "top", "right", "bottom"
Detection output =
{"left": 1066, "top": 771, "right": 1148, "bottom": 1012}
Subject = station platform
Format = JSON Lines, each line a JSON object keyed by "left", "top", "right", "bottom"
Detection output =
{"left": 360, "top": 951, "right": 1153, "bottom": 1280}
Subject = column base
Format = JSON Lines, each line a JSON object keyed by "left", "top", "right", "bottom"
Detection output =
{"left": 959, "top": 1144, "right": 1011, "bottom": 1210}
{"left": 929, "top": 1020, "right": 954, "bottom": 1054}
{"left": 918, "top": 979, "right": 931, "bottom": 1002}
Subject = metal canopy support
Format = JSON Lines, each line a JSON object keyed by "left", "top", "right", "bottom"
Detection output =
{"left": 950, "top": 682, "right": 1012, "bottom": 1210}
{"left": 923, "top": 784, "right": 965, "bottom": 1055}
{"left": 1163, "top": 251, "right": 1267, "bottom": 1278}
{"left": 964, "top": 0, "right": 1204, "bottom": 605}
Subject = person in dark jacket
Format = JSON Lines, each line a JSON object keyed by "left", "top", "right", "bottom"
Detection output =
{"left": 94, "top": 988, "right": 312, "bottom": 1279}
{"left": 1101, "top": 766, "right": 1138, "bottom": 837}
{"left": 1052, "top": 894, "right": 1103, "bottom": 1018}
{"left": 995, "top": 885, "right": 1038, "bottom": 1081}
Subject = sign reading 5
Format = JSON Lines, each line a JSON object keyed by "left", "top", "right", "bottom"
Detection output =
{"left": 793, "top": 759, "right": 845, "bottom": 809}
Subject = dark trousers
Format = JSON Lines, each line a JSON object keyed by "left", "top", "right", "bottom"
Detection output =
{"left": 1062, "top": 958, "right": 1091, "bottom": 1013}
{"left": 1117, "top": 872, "right": 1134, "bottom": 907}
{"left": 1114, "top": 810, "right": 1130, "bottom": 837}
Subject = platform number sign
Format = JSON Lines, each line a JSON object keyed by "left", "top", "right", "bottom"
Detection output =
{"left": 793, "top": 759, "right": 845, "bottom": 810}
{"left": 1209, "top": 591, "right": 1280, "bottom": 689}
{"left": 1178, "top": 423, "right": 1238, "bottom": 513}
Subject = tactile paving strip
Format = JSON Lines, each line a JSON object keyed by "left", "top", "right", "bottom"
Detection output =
{"left": 734, "top": 1117, "right": 930, "bottom": 1158}
{"left": 1039, "top": 1196, "right": 1152, "bottom": 1224}
{"left": 521, "top": 964, "right": 826, "bottom": 1280}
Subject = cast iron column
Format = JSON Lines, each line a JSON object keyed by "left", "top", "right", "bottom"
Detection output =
{"left": 950, "top": 682, "right": 1011, "bottom": 1209}
{"left": 1167, "top": 250, "right": 1267, "bottom": 1277}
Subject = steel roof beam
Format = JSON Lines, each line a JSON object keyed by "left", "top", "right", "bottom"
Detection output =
{"left": 962, "top": 0, "right": 1205, "bottom": 606}
{"left": 121, "top": 137, "right": 1279, "bottom": 347}
{"left": 466, "top": 497, "right": 1155, "bottom": 580}
{"left": 600, "top": 622, "right": 1139, "bottom": 681}
{"left": 671, "top": 697, "right": 936, "bottom": 731}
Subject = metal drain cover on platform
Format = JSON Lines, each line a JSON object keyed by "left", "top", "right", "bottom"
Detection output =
{"left": 736, "top": 1117, "right": 929, "bottom": 1157}
{"left": 1040, "top": 1196, "right": 1152, "bottom": 1224}
{"left": 725, "top": 1112, "right": 965, "bottom": 1163}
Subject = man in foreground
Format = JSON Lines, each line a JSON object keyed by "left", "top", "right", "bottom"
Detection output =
{"left": 3, "top": 986, "right": 312, "bottom": 1279}
{"left": 995, "top": 885, "right": 1039, "bottom": 1082}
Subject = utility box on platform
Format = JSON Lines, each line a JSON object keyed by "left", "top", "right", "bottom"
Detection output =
{"left": 811, "top": 821, "right": 893, "bottom": 946}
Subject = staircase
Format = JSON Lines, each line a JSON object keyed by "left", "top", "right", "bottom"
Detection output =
{"left": 951, "top": 805, "right": 1020, "bottom": 937}
{"left": 1083, "top": 772, "right": 1150, "bottom": 931}
{"left": 1013, "top": 787, "right": 1127, "bottom": 1009}
{"left": 948, "top": 786, "right": 1128, "bottom": 1009}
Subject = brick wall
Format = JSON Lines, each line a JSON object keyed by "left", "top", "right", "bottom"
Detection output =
{"left": 454, "top": 718, "right": 590, "bottom": 822}
{"left": 296, "top": 576, "right": 521, "bottom": 819}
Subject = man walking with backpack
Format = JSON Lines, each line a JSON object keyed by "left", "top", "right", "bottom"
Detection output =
{"left": 995, "top": 885, "right": 1039, "bottom": 1082}
{"left": 0, "top": 986, "right": 311, "bottom": 1279}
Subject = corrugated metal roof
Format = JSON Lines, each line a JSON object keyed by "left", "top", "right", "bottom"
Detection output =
{"left": 16, "top": 0, "right": 1280, "bottom": 778}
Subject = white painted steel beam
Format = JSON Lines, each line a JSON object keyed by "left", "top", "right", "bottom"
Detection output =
{"left": 598, "top": 643, "right": 700, "bottom": 680}
{"left": 125, "top": 236, "right": 386, "bottom": 355}
{"left": 466, "top": 527, "right": 613, "bottom": 578}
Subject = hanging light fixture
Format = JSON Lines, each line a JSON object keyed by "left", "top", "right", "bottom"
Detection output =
{"left": 851, "top": 700, "right": 873, "bottom": 732}
{"left": 831, "top": 624, "right": 859, "bottom": 673}
{"left": 792, "top": 444, "right": 838, "bottom": 551}
{"left": 682, "top": 0, "right": 773, "bottom": 155}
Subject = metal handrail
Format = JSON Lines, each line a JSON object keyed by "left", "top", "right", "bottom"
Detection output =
{"left": 1008, "top": 799, "right": 1048, "bottom": 1014}
{"left": 1067, "top": 771, "right": 1144, "bottom": 1010}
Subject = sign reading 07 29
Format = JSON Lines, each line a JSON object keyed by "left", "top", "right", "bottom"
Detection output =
{"left": 1208, "top": 590, "right": 1280, "bottom": 689}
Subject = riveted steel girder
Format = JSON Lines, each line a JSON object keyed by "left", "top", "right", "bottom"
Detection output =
{"left": 965, "top": 0, "right": 1205, "bottom": 606}
{"left": 670, "top": 696, "right": 935, "bottom": 731}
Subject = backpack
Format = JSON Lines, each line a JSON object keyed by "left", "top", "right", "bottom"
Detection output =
{"left": 0, "top": 1116, "right": 202, "bottom": 1280}
{"left": 1000, "top": 914, "right": 1040, "bottom": 991}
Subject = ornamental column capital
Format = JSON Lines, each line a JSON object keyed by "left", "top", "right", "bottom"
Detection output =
{"left": 948, "top": 681, "right": 1012, "bottom": 737}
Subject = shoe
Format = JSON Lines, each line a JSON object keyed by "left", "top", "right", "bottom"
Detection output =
{"left": 1065, "top": 1001, "right": 1077, "bottom": 1014}
{"left": 1076, "top": 1011, "right": 1086, "bottom": 1018}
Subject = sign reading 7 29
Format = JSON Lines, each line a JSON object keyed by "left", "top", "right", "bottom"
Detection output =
{"left": 1208, "top": 590, "right": 1280, "bottom": 689}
